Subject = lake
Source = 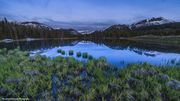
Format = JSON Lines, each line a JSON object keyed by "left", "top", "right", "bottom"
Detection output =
{"left": 1, "top": 39, "right": 180, "bottom": 67}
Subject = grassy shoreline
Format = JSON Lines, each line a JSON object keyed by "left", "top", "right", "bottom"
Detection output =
{"left": 0, "top": 48, "right": 180, "bottom": 100}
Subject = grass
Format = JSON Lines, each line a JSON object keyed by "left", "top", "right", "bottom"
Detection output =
{"left": 61, "top": 50, "right": 65, "bottom": 55}
{"left": 76, "top": 52, "right": 81, "bottom": 57}
{"left": 82, "top": 52, "right": 88, "bottom": 58}
{"left": 69, "top": 50, "right": 74, "bottom": 56}
{"left": 57, "top": 49, "right": 65, "bottom": 55}
{"left": 0, "top": 48, "right": 180, "bottom": 101}
{"left": 88, "top": 55, "right": 93, "bottom": 60}
{"left": 57, "top": 49, "right": 62, "bottom": 53}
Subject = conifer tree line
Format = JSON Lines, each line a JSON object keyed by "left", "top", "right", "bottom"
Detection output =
{"left": 1, "top": 18, "right": 180, "bottom": 40}
{"left": 0, "top": 18, "right": 77, "bottom": 40}
{"left": 87, "top": 23, "right": 180, "bottom": 38}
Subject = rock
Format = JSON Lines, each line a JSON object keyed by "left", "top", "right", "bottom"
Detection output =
{"left": 128, "top": 77, "right": 139, "bottom": 84}
{"left": 24, "top": 70, "right": 40, "bottom": 76}
{"left": 37, "top": 91, "right": 51, "bottom": 100}
{"left": 5, "top": 77, "right": 25, "bottom": 83}
{"left": 0, "top": 88, "right": 7, "bottom": 94}
{"left": 159, "top": 74, "right": 169, "bottom": 82}
{"left": 71, "top": 90, "right": 82, "bottom": 98}
{"left": 166, "top": 80, "right": 180, "bottom": 90}
{"left": 132, "top": 68, "right": 157, "bottom": 76}
{"left": 108, "top": 83, "right": 120, "bottom": 90}
{"left": 73, "top": 71, "right": 80, "bottom": 76}
{"left": 0, "top": 87, "right": 15, "bottom": 96}
{"left": 80, "top": 71, "right": 88, "bottom": 78}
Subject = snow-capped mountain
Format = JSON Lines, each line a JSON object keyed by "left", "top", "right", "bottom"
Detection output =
{"left": 131, "top": 17, "right": 175, "bottom": 28}
{"left": 21, "top": 21, "right": 53, "bottom": 29}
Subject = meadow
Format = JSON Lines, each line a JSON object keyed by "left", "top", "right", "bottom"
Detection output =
{"left": 0, "top": 48, "right": 180, "bottom": 100}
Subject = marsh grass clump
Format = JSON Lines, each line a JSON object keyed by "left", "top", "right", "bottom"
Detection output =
{"left": 61, "top": 50, "right": 65, "bottom": 55}
{"left": 57, "top": 49, "right": 62, "bottom": 53}
{"left": 88, "top": 55, "right": 93, "bottom": 60}
{"left": 57, "top": 49, "right": 65, "bottom": 55}
{"left": 0, "top": 49, "right": 180, "bottom": 101}
{"left": 69, "top": 50, "right": 74, "bottom": 56}
{"left": 76, "top": 52, "right": 81, "bottom": 57}
{"left": 82, "top": 52, "right": 88, "bottom": 58}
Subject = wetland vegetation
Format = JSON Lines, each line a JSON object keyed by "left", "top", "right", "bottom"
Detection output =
{"left": 0, "top": 48, "right": 180, "bottom": 100}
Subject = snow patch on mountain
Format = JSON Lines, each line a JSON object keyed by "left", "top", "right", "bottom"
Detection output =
{"left": 21, "top": 22, "right": 53, "bottom": 29}
{"left": 131, "top": 17, "right": 175, "bottom": 28}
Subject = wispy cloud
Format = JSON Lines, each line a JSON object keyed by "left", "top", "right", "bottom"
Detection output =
{"left": 0, "top": 0, "right": 180, "bottom": 23}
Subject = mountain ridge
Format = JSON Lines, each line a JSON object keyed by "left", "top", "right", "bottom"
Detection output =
{"left": 89, "top": 17, "right": 180, "bottom": 38}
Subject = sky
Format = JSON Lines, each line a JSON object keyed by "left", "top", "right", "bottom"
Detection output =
{"left": 0, "top": 0, "right": 180, "bottom": 24}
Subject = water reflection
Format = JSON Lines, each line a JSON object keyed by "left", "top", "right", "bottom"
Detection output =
{"left": 0, "top": 39, "right": 180, "bottom": 67}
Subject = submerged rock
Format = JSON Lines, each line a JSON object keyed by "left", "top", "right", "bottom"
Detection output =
{"left": 24, "top": 70, "right": 40, "bottom": 76}
{"left": 166, "top": 80, "right": 180, "bottom": 90}
{"left": 5, "top": 77, "right": 25, "bottom": 83}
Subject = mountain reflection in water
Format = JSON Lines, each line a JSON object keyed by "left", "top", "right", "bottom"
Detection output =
{"left": 0, "top": 39, "right": 180, "bottom": 67}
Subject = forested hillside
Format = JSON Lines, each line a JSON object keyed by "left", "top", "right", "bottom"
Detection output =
{"left": 0, "top": 18, "right": 79, "bottom": 40}
{"left": 87, "top": 17, "right": 180, "bottom": 38}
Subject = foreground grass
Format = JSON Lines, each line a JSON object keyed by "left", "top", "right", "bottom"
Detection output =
{"left": 0, "top": 48, "right": 180, "bottom": 101}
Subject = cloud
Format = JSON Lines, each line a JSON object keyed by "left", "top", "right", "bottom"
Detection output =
{"left": 0, "top": 0, "right": 180, "bottom": 23}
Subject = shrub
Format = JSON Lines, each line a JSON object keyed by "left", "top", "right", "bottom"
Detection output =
{"left": 69, "top": 50, "right": 74, "bottom": 56}
{"left": 88, "top": 55, "right": 93, "bottom": 60}
{"left": 77, "top": 52, "right": 81, "bottom": 57}
{"left": 61, "top": 50, "right": 65, "bottom": 55}
{"left": 82, "top": 52, "right": 88, "bottom": 58}
{"left": 57, "top": 49, "right": 62, "bottom": 53}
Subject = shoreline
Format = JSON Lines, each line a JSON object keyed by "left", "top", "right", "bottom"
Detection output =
{"left": 0, "top": 37, "right": 80, "bottom": 43}
{"left": 1, "top": 35, "right": 180, "bottom": 48}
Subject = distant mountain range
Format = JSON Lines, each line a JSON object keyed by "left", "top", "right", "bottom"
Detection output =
{"left": 1, "top": 17, "right": 180, "bottom": 40}
{"left": 44, "top": 17, "right": 178, "bottom": 34}
{"left": 21, "top": 21, "right": 53, "bottom": 30}
{"left": 20, "top": 21, "right": 80, "bottom": 35}
{"left": 89, "top": 17, "right": 180, "bottom": 38}
{"left": 107, "top": 17, "right": 177, "bottom": 31}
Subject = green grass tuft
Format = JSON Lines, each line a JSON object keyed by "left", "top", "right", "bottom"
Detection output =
{"left": 76, "top": 52, "right": 81, "bottom": 57}
{"left": 57, "top": 49, "right": 62, "bottom": 53}
{"left": 61, "top": 50, "right": 65, "bottom": 55}
{"left": 69, "top": 50, "right": 74, "bottom": 56}
{"left": 82, "top": 52, "right": 88, "bottom": 58}
{"left": 88, "top": 55, "right": 93, "bottom": 60}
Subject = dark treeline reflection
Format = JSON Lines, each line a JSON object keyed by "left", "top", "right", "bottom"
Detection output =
{"left": 0, "top": 39, "right": 80, "bottom": 51}
{"left": 1, "top": 39, "right": 180, "bottom": 53}
{"left": 85, "top": 39, "right": 180, "bottom": 53}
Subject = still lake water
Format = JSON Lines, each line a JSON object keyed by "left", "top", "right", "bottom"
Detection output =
{"left": 1, "top": 39, "right": 180, "bottom": 67}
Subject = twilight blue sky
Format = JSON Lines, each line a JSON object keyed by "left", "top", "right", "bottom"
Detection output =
{"left": 0, "top": 0, "right": 180, "bottom": 24}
